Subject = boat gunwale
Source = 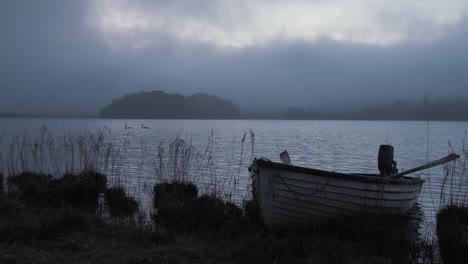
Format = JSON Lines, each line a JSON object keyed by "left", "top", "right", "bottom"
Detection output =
{"left": 268, "top": 189, "right": 420, "bottom": 211}
{"left": 253, "top": 158, "right": 425, "bottom": 185}
{"left": 270, "top": 183, "right": 422, "bottom": 203}
{"left": 270, "top": 174, "right": 424, "bottom": 195}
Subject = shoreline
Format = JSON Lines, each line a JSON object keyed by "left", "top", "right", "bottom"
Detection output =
{"left": 2, "top": 116, "right": 468, "bottom": 122}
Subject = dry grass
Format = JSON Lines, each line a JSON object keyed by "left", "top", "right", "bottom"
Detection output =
{"left": 436, "top": 136, "right": 468, "bottom": 264}
{"left": 3, "top": 127, "right": 118, "bottom": 177}
{"left": 0, "top": 127, "right": 440, "bottom": 263}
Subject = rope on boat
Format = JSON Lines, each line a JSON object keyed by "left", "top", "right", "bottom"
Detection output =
{"left": 261, "top": 159, "right": 331, "bottom": 197}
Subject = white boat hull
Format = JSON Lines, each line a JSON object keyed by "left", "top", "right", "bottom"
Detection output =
{"left": 250, "top": 159, "right": 424, "bottom": 228}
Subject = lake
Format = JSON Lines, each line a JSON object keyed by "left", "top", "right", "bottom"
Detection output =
{"left": 1, "top": 118, "right": 467, "bottom": 236}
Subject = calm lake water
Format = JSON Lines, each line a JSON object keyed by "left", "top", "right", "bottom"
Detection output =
{"left": 1, "top": 118, "right": 467, "bottom": 236}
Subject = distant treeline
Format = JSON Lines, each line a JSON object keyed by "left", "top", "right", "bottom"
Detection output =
{"left": 0, "top": 112, "right": 34, "bottom": 118}
{"left": 286, "top": 99, "right": 468, "bottom": 121}
{"left": 100, "top": 91, "right": 240, "bottom": 119}
{"left": 3, "top": 93, "right": 467, "bottom": 121}
{"left": 0, "top": 112, "right": 97, "bottom": 119}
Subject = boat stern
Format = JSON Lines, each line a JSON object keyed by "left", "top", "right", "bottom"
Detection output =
{"left": 249, "top": 159, "right": 274, "bottom": 228}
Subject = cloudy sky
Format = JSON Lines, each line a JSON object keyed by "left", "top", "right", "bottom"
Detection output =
{"left": 1, "top": 0, "right": 468, "bottom": 114}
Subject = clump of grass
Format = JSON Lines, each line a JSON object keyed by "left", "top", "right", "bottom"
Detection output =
{"left": 153, "top": 181, "right": 200, "bottom": 231}
{"left": 437, "top": 138, "right": 468, "bottom": 264}
{"left": 150, "top": 131, "right": 257, "bottom": 236}
{"left": 153, "top": 181, "right": 245, "bottom": 234}
{"left": 7, "top": 172, "right": 52, "bottom": 205}
{"left": 437, "top": 205, "right": 468, "bottom": 264}
{"left": 105, "top": 186, "right": 139, "bottom": 218}
{"left": 7, "top": 170, "right": 107, "bottom": 213}
{"left": 0, "top": 173, "right": 3, "bottom": 196}
{"left": 243, "top": 199, "right": 262, "bottom": 226}
{"left": 49, "top": 170, "right": 107, "bottom": 212}
{"left": 153, "top": 181, "right": 198, "bottom": 209}
{"left": 195, "top": 194, "right": 243, "bottom": 233}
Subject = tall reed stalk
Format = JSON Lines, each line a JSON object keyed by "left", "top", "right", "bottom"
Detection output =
{"left": 152, "top": 130, "right": 255, "bottom": 203}
{"left": 436, "top": 134, "right": 468, "bottom": 264}
{"left": 3, "top": 127, "right": 119, "bottom": 177}
{"left": 1, "top": 126, "right": 256, "bottom": 217}
{"left": 439, "top": 135, "right": 468, "bottom": 207}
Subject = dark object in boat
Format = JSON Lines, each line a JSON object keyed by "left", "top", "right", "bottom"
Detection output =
{"left": 378, "top": 145, "right": 398, "bottom": 176}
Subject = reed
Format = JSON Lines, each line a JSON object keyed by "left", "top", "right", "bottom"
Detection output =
{"left": 0, "top": 126, "right": 257, "bottom": 222}
{"left": 0, "top": 127, "right": 439, "bottom": 263}
{"left": 437, "top": 136, "right": 468, "bottom": 264}
{"left": 3, "top": 127, "right": 118, "bottom": 177}
{"left": 149, "top": 132, "right": 252, "bottom": 234}
{"left": 439, "top": 138, "right": 468, "bottom": 206}
{"left": 150, "top": 130, "right": 255, "bottom": 203}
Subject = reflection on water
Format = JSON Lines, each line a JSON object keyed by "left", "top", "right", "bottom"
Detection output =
{"left": 1, "top": 118, "right": 467, "bottom": 237}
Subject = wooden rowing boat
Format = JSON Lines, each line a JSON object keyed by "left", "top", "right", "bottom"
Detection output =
{"left": 249, "top": 150, "right": 459, "bottom": 229}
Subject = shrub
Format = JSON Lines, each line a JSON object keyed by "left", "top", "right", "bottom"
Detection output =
{"left": 6, "top": 170, "right": 107, "bottom": 213}
{"left": 153, "top": 181, "right": 198, "bottom": 209}
{"left": 48, "top": 170, "right": 107, "bottom": 212}
{"left": 195, "top": 194, "right": 243, "bottom": 232}
{"left": 153, "top": 182, "right": 199, "bottom": 231}
{"left": 243, "top": 199, "right": 262, "bottom": 226}
{"left": 7, "top": 172, "right": 52, "bottom": 204}
{"left": 0, "top": 173, "right": 3, "bottom": 196}
{"left": 105, "top": 187, "right": 139, "bottom": 217}
{"left": 437, "top": 205, "right": 468, "bottom": 264}
{"left": 153, "top": 181, "right": 244, "bottom": 233}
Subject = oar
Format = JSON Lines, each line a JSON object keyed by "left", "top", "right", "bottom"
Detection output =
{"left": 388, "top": 153, "right": 460, "bottom": 178}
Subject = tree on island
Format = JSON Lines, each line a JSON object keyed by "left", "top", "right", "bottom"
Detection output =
{"left": 100, "top": 90, "right": 240, "bottom": 119}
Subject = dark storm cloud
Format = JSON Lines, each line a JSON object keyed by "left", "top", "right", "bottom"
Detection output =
{"left": 140, "top": 31, "right": 468, "bottom": 111}
{"left": 0, "top": 0, "right": 467, "bottom": 114}
{"left": 0, "top": 0, "right": 116, "bottom": 113}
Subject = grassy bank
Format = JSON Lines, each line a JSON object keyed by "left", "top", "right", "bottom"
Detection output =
{"left": 0, "top": 169, "right": 435, "bottom": 264}
{"left": 0, "top": 128, "right": 453, "bottom": 263}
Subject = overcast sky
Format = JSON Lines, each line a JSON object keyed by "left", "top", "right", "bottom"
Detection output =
{"left": 1, "top": 0, "right": 468, "bottom": 114}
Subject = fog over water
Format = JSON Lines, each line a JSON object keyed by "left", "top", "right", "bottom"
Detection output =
{"left": 1, "top": 0, "right": 468, "bottom": 115}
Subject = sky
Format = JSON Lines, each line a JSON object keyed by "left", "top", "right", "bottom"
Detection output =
{"left": 1, "top": 0, "right": 468, "bottom": 114}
